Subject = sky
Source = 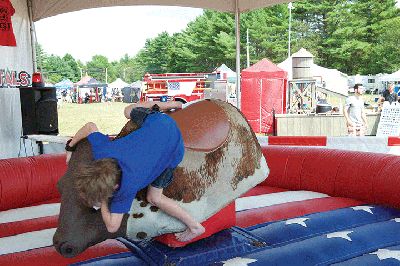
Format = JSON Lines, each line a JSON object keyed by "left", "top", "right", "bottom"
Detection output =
{"left": 35, "top": 6, "right": 203, "bottom": 63}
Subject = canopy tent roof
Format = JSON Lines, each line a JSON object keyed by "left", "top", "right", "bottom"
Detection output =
{"left": 54, "top": 79, "right": 73, "bottom": 90}
{"left": 242, "top": 58, "right": 287, "bottom": 79}
{"left": 215, "top": 64, "right": 237, "bottom": 83}
{"left": 215, "top": 64, "right": 236, "bottom": 76}
{"left": 131, "top": 80, "right": 142, "bottom": 88}
{"left": 380, "top": 70, "right": 400, "bottom": 82}
{"left": 108, "top": 78, "right": 129, "bottom": 89}
{"left": 75, "top": 75, "right": 92, "bottom": 86}
{"left": 31, "top": 0, "right": 292, "bottom": 21}
{"left": 75, "top": 75, "right": 107, "bottom": 88}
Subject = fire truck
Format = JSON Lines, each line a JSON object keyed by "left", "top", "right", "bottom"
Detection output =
{"left": 141, "top": 71, "right": 229, "bottom": 103}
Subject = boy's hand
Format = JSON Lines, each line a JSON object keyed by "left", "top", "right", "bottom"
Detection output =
{"left": 100, "top": 200, "right": 124, "bottom": 233}
{"left": 66, "top": 151, "right": 72, "bottom": 164}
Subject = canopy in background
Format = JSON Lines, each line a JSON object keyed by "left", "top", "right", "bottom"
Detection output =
{"left": 241, "top": 58, "right": 288, "bottom": 134}
{"left": 54, "top": 79, "right": 73, "bottom": 90}
{"left": 131, "top": 80, "right": 142, "bottom": 89}
{"left": 75, "top": 75, "right": 92, "bottom": 86}
{"left": 108, "top": 78, "right": 129, "bottom": 89}
{"left": 242, "top": 58, "right": 287, "bottom": 79}
{"left": 215, "top": 64, "right": 236, "bottom": 83}
{"left": 380, "top": 70, "right": 400, "bottom": 82}
{"left": 75, "top": 76, "right": 107, "bottom": 88}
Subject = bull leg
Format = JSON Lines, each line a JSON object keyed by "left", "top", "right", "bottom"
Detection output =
{"left": 146, "top": 186, "right": 205, "bottom": 242}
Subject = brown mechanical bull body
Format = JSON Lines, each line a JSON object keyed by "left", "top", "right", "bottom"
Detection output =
{"left": 53, "top": 100, "right": 269, "bottom": 258}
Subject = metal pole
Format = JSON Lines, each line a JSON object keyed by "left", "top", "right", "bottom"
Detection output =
{"left": 235, "top": 0, "right": 241, "bottom": 109}
{"left": 288, "top": 2, "right": 293, "bottom": 58}
{"left": 78, "top": 67, "right": 83, "bottom": 79}
{"left": 105, "top": 68, "right": 108, "bottom": 83}
{"left": 27, "top": 0, "right": 37, "bottom": 72}
{"left": 246, "top": 28, "right": 250, "bottom": 68}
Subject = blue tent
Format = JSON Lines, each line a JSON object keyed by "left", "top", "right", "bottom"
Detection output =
{"left": 54, "top": 79, "right": 73, "bottom": 90}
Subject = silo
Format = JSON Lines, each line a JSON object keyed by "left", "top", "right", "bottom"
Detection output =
{"left": 287, "top": 48, "right": 317, "bottom": 114}
{"left": 292, "top": 48, "right": 314, "bottom": 80}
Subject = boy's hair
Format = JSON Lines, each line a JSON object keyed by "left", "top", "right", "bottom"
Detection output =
{"left": 74, "top": 158, "right": 121, "bottom": 206}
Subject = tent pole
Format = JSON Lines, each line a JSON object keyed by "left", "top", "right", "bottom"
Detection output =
{"left": 27, "top": 0, "right": 37, "bottom": 72}
{"left": 235, "top": 0, "right": 241, "bottom": 109}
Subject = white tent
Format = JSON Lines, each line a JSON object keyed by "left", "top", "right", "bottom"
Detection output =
{"left": 108, "top": 78, "right": 129, "bottom": 89}
{"left": 30, "top": 1, "right": 292, "bottom": 21}
{"left": 380, "top": 70, "right": 400, "bottom": 83}
{"left": 215, "top": 64, "right": 237, "bottom": 83}
{"left": 278, "top": 56, "right": 349, "bottom": 96}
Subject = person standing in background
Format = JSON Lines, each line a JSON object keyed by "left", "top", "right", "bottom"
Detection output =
{"left": 379, "top": 83, "right": 398, "bottom": 105}
{"left": 343, "top": 84, "right": 368, "bottom": 136}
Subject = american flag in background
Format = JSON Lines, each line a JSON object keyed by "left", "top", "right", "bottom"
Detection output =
{"left": 167, "top": 82, "right": 180, "bottom": 90}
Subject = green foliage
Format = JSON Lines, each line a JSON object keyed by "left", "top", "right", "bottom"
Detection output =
{"left": 86, "top": 55, "right": 109, "bottom": 82}
{"left": 242, "top": 5, "right": 290, "bottom": 66}
{"left": 303, "top": 0, "right": 400, "bottom": 74}
{"left": 37, "top": 0, "right": 400, "bottom": 83}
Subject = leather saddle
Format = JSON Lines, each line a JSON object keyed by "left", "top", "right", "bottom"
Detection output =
{"left": 169, "top": 100, "right": 230, "bottom": 152}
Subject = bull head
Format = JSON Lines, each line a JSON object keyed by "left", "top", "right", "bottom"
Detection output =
{"left": 53, "top": 139, "right": 128, "bottom": 258}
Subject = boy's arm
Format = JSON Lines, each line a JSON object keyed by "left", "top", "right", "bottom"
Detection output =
{"left": 66, "top": 122, "right": 99, "bottom": 163}
{"left": 69, "top": 122, "right": 99, "bottom": 147}
{"left": 100, "top": 200, "right": 124, "bottom": 233}
{"left": 124, "top": 101, "right": 182, "bottom": 118}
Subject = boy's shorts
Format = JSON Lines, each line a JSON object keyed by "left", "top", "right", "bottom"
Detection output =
{"left": 151, "top": 168, "right": 175, "bottom": 189}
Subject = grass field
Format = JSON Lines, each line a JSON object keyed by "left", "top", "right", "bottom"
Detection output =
{"left": 58, "top": 102, "right": 131, "bottom": 136}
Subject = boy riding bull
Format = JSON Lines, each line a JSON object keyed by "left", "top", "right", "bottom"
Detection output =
{"left": 65, "top": 101, "right": 205, "bottom": 242}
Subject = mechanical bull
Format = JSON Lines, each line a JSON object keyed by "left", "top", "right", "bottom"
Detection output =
{"left": 53, "top": 99, "right": 269, "bottom": 258}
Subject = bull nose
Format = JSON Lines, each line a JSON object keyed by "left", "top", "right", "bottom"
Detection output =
{"left": 58, "top": 242, "right": 79, "bottom": 258}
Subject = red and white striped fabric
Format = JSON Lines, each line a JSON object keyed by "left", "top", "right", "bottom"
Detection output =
{"left": 258, "top": 136, "right": 400, "bottom": 155}
{"left": 2, "top": 144, "right": 400, "bottom": 265}
{"left": 236, "top": 187, "right": 363, "bottom": 228}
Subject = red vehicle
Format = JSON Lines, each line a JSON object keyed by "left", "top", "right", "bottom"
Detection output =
{"left": 141, "top": 72, "right": 228, "bottom": 103}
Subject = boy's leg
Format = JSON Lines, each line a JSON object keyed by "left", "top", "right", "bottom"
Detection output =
{"left": 147, "top": 186, "right": 205, "bottom": 242}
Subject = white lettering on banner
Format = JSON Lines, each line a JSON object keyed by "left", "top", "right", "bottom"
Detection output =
{"left": 0, "top": 68, "right": 31, "bottom": 87}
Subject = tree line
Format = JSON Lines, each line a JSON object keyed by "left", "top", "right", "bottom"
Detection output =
{"left": 37, "top": 0, "right": 400, "bottom": 84}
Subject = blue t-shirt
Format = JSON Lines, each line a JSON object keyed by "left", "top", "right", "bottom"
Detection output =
{"left": 87, "top": 113, "right": 184, "bottom": 213}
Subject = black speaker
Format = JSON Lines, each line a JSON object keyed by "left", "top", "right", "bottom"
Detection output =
{"left": 19, "top": 87, "right": 59, "bottom": 135}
